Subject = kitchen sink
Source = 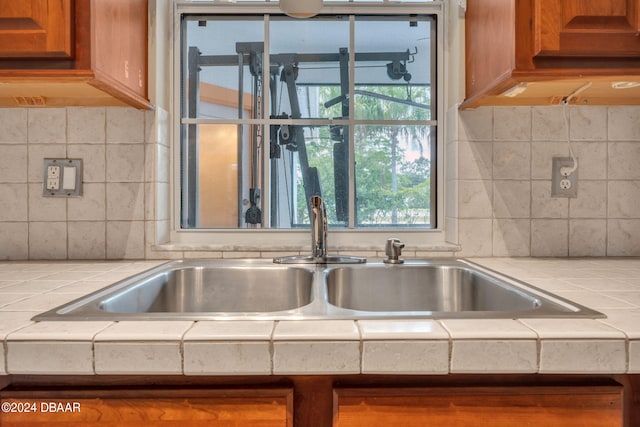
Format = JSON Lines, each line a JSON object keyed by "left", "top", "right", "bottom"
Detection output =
{"left": 34, "top": 261, "right": 315, "bottom": 320}
{"left": 327, "top": 264, "right": 545, "bottom": 313}
{"left": 99, "top": 265, "right": 314, "bottom": 314}
{"left": 33, "top": 258, "right": 604, "bottom": 321}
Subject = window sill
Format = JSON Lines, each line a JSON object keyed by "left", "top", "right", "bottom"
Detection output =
{"left": 155, "top": 229, "right": 460, "bottom": 254}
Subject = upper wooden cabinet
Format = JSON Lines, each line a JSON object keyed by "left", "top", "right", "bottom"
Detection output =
{"left": 0, "top": 0, "right": 151, "bottom": 109}
{"left": 462, "top": 0, "right": 640, "bottom": 109}
{"left": 0, "top": 0, "right": 72, "bottom": 58}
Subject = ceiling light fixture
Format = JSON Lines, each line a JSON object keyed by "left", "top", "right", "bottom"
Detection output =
{"left": 279, "top": 0, "right": 323, "bottom": 18}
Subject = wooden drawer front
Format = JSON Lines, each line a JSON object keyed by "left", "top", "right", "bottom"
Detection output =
{"left": 334, "top": 386, "right": 623, "bottom": 427}
{"left": 0, "top": 388, "right": 293, "bottom": 427}
{"left": 0, "top": 0, "right": 72, "bottom": 58}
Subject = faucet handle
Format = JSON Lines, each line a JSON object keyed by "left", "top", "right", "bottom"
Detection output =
{"left": 384, "top": 238, "right": 405, "bottom": 264}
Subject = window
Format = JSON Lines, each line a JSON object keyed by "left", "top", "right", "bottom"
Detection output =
{"left": 176, "top": 2, "right": 443, "bottom": 242}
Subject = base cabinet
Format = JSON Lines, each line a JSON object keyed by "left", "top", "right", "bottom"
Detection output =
{"left": 333, "top": 386, "right": 623, "bottom": 427}
{"left": 0, "top": 375, "right": 637, "bottom": 427}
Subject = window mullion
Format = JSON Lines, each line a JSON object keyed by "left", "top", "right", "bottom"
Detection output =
{"left": 263, "top": 14, "right": 271, "bottom": 228}
{"left": 348, "top": 14, "right": 356, "bottom": 229}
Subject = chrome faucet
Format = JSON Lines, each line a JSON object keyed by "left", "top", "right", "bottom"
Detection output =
{"left": 272, "top": 195, "right": 365, "bottom": 264}
{"left": 310, "top": 195, "right": 328, "bottom": 260}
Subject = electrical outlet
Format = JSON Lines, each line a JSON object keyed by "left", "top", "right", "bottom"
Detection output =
{"left": 551, "top": 157, "right": 578, "bottom": 198}
{"left": 46, "top": 178, "right": 59, "bottom": 190}
{"left": 47, "top": 166, "right": 60, "bottom": 178}
{"left": 43, "top": 159, "right": 83, "bottom": 197}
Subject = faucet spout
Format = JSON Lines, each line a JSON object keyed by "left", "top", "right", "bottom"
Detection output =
{"left": 272, "top": 195, "right": 365, "bottom": 264}
{"left": 310, "top": 196, "right": 327, "bottom": 259}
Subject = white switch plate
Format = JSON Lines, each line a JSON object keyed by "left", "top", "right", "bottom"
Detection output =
{"left": 43, "top": 159, "right": 83, "bottom": 197}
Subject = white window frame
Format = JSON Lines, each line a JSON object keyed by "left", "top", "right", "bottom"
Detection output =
{"left": 170, "top": 1, "right": 448, "bottom": 251}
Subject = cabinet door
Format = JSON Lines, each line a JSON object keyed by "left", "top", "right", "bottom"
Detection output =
{"left": 0, "top": 0, "right": 72, "bottom": 58}
{"left": 333, "top": 386, "right": 623, "bottom": 427}
{"left": 0, "top": 388, "right": 293, "bottom": 427}
{"left": 533, "top": 0, "right": 640, "bottom": 59}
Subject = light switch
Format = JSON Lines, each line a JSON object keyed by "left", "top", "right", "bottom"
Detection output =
{"left": 62, "top": 166, "right": 77, "bottom": 190}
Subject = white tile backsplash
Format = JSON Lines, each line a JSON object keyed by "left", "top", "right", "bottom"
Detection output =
{"left": 27, "top": 108, "right": 66, "bottom": 143}
{"left": 106, "top": 107, "right": 145, "bottom": 143}
{"left": 1, "top": 104, "right": 640, "bottom": 259}
{"left": 569, "top": 180, "right": 607, "bottom": 218}
{"left": 532, "top": 106, "right": 567, "bottom": 141}
{"left": 0, "top": 184, "right": 28, "bottom": 221}
{"left": 0, "top": 145, "right": 27, "bottom": 183}
{"left": 67, "top": 107, "right": 106, "bottom": 143}
{"left": 608, "top": 106, "right": 640, "bottom": 141}
{"left": 570, "top": 106, "right": 607, "bottom": 141}
{"left": 453, "top": 105, "right": 640, "bottom": 257}
{"left": 493, "top": 142, "right": 531, "bottom": 179}
{"left": 0, "top": 108, "right": 27, "bottom": 143}
{"left": 67, "top": 144, "right": 106, "bottom": 182}
{"left": 494, "top": 107, "right": 531, "bottom": 141}
{"left": 0, "top": 106, "right": 167, "bottom": 260}
{"left": 68, "top": 221, "right": 107, "bottom": 259}
{"left": 569, "top": 219, "right": 607, "bottom": 257}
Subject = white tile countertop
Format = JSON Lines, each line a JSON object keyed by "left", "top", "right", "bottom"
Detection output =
{"left": 1, "top": 258, "right": 639, "bottom": 376}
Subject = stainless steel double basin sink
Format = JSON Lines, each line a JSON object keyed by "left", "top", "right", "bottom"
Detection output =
{"left": 34, "top": 258, "right": 603, "bottom": 321}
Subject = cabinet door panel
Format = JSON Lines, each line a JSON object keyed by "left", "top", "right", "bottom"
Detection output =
{"left": 0, "top": 0, "right": 72, "bottom": 58}
{"left": 334, "top": 386, "right": 623, "bottom": 427}
{"left": 0, "top": 388, "right": 293, "bottom": 427}
{"left": 534, "top": 0, "right": 640, "bottom": 58}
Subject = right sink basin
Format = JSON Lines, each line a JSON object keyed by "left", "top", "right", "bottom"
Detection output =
{"left": 326, "top": 259, "right": 603, "bottom": 318}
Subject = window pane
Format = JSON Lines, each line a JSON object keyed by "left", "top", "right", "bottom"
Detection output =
{"left": 270, "top": 124, "right": 350, "bottom": 228}
{"left": 182, "top": 124, "right": 247, "bottom": 228}
{"left": 269, "top": 16, "right": 349, "bottom": 120}
{"left": 354, "top": 16, "right": 432, "bottom": 121}
{"left": 183, "top": 17, "right": 264, "bottom": 119}
{"left": 355, "top": 125, "right": 433, "bottom": 227}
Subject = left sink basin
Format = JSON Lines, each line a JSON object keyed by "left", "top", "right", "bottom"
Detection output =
{"left": 33, "top": 260, "right": 314, "bottom": 321}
